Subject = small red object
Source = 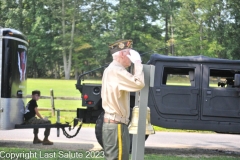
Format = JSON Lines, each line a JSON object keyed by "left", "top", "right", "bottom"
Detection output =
{"left": 88, "top": 101, "right": 92, "bottom": 105}
{"left": 83, "top": 94, "right": 88, "bottom": 100}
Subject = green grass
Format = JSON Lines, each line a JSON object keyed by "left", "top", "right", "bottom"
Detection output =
{"left": 27, "top": 78, "right": 101, "bottom": 97}
{"left": 0, "top": 147, "right": 238, "bottom": 160}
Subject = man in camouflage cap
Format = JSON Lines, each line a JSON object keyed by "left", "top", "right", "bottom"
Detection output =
{"left": 101, "top": 39, "right": 145, "bottom": 159}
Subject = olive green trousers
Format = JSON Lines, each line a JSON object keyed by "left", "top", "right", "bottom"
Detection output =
{"left": 102, "top": 122, "right": 130, "bottom": 160}
{"left": 25, "top": 117, "right": 51, "bottom": 137}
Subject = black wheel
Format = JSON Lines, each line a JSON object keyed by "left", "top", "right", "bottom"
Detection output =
{"left": 95, "top": 111, "right": 104, "bottom": 148}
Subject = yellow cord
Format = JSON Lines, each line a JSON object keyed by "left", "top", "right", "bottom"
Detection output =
{"left": 118, "top": 124, "right": 122, "bottom": 160}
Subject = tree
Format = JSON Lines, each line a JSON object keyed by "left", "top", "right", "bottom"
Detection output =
{"left": 2, "top": 0, "right": 240, "bottom": 79}
{"left": 173, "top": 0, "right": 225, "bottom": 57}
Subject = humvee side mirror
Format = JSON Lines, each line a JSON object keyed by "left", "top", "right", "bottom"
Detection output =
{"left": 234, "top": 74, "right": 240, "bottom": 87}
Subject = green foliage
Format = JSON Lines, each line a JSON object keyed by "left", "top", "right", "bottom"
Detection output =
{"left": 1, "top": 0, "right": 240, "bottom": 78}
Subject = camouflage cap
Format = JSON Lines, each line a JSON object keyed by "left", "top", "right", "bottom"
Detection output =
{"left": 108, "top": 39, "right": 133, "bottom": 54}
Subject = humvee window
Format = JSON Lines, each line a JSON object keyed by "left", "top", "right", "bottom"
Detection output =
{"left": 162, "top": 67, "right": 195, "bottom": 86}
{"left": 209, "top": 69, "right": 239, "bottom": 88}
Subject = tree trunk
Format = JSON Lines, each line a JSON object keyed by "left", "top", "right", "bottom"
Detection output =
{"left": 62, "top": 0, "right": 76, "bottom": 80}
{"left": 67, "top": 0, "right": 76, "bottom": 79}
{"left": 199, "top": 21, "right": 203, "bottom": 51}
{"left": 74, "top": 69, "right": 78, "bottom": 80}
{"left": 54, "top": 62, "right": 59, "bottom": 79}
{"left": 62, "top": 0, "right": 68, "bottom": 79}
{"left": 165, "top": 14, "right": 169, "bottom": 55}
{"left": 170, "top": 0, "right": 174, "bottom": 55}
{"left": 19, "top": 0, "right": 23, "bottom": 31}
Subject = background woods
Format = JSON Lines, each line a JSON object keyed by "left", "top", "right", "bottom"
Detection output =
{"left": 0, "top": 0, "right": 240, "bottom": 79}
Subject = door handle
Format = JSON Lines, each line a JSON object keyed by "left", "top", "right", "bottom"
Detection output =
{"left": 0, "top": 108, "right": 3, "bottom": 112}
{"left": 156, "top": 88, "right": 161, "bottom": 93}
{"left": 206, "top": 90, "right": 212, "bottom": 95}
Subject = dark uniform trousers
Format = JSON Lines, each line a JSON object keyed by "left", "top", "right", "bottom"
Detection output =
{"left": 102, "top": 122, "right": 130, "bottom": 160}
{"left": 25, "top": 117, "right": 51, "bottom": 137}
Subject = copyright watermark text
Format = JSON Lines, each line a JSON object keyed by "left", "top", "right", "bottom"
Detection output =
{"left": 0, "top": 150, "right": 104, "bottom": 159}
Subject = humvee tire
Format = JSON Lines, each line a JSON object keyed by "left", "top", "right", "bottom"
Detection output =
{"left": 95, "top": 111, "right": 104, "bottom": 148}
{"left": 95, "top": 111, "right": 149, "bottom": 151}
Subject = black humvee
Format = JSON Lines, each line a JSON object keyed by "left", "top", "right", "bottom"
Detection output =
{"left": 76, "top": 53, "right": 240, "bottom": 147}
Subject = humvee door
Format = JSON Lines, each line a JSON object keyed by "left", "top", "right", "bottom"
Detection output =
{"left": 149, "top": 61, "right": 201, "bottom": 120}
{"left": 202, "top": 64, "right": 240, "bottom": 121}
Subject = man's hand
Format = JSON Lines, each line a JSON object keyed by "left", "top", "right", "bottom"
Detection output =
{"left": 127, "top": 49, "right": 142, "bottom": 63}
{"left": 35, "top": 107, "right": 44, "bottom": 119}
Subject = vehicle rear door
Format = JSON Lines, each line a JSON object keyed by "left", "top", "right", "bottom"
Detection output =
{"left": 201, "top": 64, "right": 240, "bottom": 121}
{"left": 150, "top": 62, "right": 201, "bottom": 119}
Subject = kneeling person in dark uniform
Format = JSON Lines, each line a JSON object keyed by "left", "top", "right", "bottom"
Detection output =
{"left": 24, "top": 90, "right": 53, "bottom": 145}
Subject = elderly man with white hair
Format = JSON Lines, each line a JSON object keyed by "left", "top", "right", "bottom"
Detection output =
{"left": 101, "top": 39, "right": 145, "bottom": 160}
